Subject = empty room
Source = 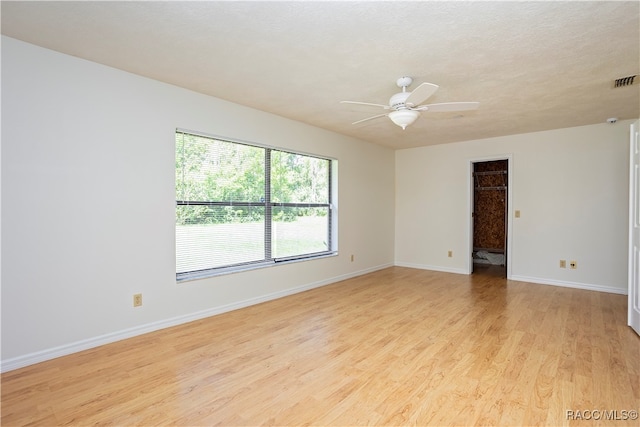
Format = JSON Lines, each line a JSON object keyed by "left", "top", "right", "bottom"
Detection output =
{"left": 1, "top": 1, "right": 639, "bottom": 426}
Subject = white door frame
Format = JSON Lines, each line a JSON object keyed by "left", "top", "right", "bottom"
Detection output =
{"left": 628, "top": 120, "right": 640, "bottom": 336}
{"left": 467, "top": 155, "right": 513, "bottom": 278}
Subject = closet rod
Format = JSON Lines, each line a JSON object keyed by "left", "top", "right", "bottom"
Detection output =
{"left": 474, "top": 170, "right": 507, "bottom": 176}
{"left": 476, "top": 186, "right": 507, "bottom": 191}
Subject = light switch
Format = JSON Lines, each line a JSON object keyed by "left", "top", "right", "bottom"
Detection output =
{"left": 515, "top": 210, "right": 521, "bottom": 218}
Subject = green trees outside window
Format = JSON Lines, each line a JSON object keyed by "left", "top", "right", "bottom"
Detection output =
{"left": 176, "top": 131, "right": 333, "bottom": 279}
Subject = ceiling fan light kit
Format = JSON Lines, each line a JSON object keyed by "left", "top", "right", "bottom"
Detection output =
{"left": 389, "top": 110, "right": 419, "bottom": 130}
{"left": 341, "top": 76, "right": 479, "bottom": 130}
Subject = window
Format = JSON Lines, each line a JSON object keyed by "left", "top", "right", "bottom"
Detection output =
{"left": 175, "top": 130, "right": 334, "bottom": 280}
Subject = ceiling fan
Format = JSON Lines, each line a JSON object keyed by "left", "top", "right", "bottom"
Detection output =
{"left": 341, "top": 76, "right": 479, "bottom": 130}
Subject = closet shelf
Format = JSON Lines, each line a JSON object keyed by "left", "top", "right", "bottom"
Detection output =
{"left": 474, "top": 169, "right": 507, "bottom": 191}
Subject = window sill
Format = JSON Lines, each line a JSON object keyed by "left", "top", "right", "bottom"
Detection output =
{"left": 176, "top": 251, "right": 338, "bottom": 283}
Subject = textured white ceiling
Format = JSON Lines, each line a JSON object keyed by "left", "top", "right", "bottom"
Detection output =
{"left": 2, "top": 1, "right": 639, "bottom": 149}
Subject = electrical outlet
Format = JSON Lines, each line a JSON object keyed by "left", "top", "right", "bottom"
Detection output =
{"left": 448, "top": 250, "right": 453, "bottom": 258}
{"left": 569, "top": 261, "right": 577, "bottom": 270}
{"left": 560, "top": 260, "right": 566, "bottom": 268}
{"left": 133, "top": 293, "right": 142, "bottom": 307}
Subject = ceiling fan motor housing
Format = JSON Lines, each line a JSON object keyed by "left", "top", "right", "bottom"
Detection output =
{"left": 389, "top": 92, "right": 411, "bottom": 110}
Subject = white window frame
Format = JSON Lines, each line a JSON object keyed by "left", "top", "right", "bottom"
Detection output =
{"left": 176, "top": 129, "right": 337, "bottom": 281}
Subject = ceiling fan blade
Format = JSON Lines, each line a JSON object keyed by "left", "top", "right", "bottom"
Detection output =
{"left": 340, "top": 100, "right": 389, "bottom": 109}
{"left": 352, "top": 113, "right": 388, "bottom": 125}
{"left": 415, "top": 101, "right": 480, "bottom": 112}
{"left": 404, "top": 82, "right": 439, "bottom": 107}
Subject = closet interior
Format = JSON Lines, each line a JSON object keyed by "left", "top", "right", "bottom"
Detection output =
{"left": 472, "top": 160, "right": 508, "bottom": 274}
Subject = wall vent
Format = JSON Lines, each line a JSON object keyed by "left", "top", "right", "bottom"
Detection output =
{"left": 614, "top": 75, "right": 638, "bottom": 88}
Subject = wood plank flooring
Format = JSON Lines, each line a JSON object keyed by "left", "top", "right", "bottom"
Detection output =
{"left": 2, "top": 267, "right": 639, "bottom": 426}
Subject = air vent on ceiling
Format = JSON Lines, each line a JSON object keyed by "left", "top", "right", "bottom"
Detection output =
{"left": 614, "top": 75, "right": 638, "bottom": 88}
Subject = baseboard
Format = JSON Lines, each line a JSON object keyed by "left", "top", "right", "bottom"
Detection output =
{"left": 392, "top": 264, "right": 627, "bottom": 295}
{"left": 1, "top": 263, "right": 393, "bottom": 373}
{"left": 394, "top": 262, "right": 468, "bottom": 275}
{"left": 509, "top": 275, "right": 628, "bottom": 295}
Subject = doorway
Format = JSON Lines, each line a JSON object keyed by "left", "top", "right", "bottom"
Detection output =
{"left": 472, "top": 159, "right": 508, "bottom": 277}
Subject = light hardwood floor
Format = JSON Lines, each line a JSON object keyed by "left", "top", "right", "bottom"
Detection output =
{"left": 2, "top": 267, "right": 639, "bottom": 426}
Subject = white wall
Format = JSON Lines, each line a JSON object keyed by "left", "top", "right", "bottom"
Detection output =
{"left": 396, "top": 122, "right": 631, "bottom": 293}
{"left": 1, "top": 37, "right": 395, "bottom": 370}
